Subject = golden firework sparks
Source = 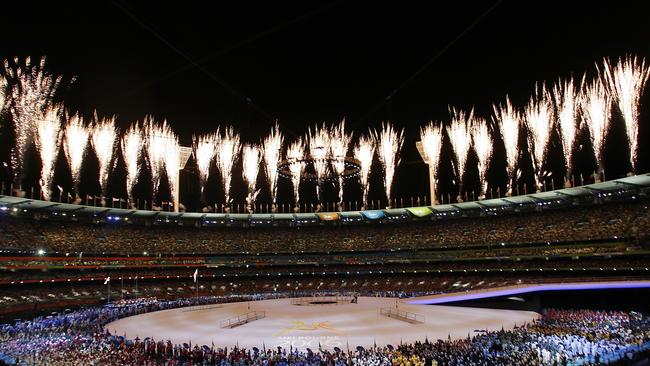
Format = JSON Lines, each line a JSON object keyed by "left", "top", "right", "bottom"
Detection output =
{"left": 493, "top": 97, "right": 521, "bottom": 194}
{"left": 216, "top": 126, "right": 241, "bottom": 205}
{"left": 262, "top": 123, "right": 284, "bottom": 208}
{"left": 353, "top": 135, "right": 374, "bottom": 209}
{"left": 372, "top": 122, "right": 404, "bottom": 208}
{"left": 91, "top": 113, "right": 118, "bottom": 196}
{"left": 287, "top": 139, "right": 305, "bottom": 207}
{"left": 35, "top": 105, "right": 63, "bottom": 201}
{"left": 242, "top": 144, "right": 262, "bottom": 212}
{"left": 63, "top": 112, "right": 90, "bottom": 190}
{"left": 601, "top": 56, "right": 650, "bottom": 170}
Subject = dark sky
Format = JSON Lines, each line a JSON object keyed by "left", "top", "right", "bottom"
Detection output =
{"left": 1, "top": 1, "right": 649, "bottom": 210}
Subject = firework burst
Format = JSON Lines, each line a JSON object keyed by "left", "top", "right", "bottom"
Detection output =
{"left": 0, "top": 75, "right": 6, "bottom": 113}
{"left": 372, "top": 122, "right": 404, "bottom": 208}
{"left": 216, "top": 126, "right": 241, "bottom": 206}
{"left": 579, "top": 77, "right": 611, "bottom": 175}
{"left": 308, "top": 123, "right": 331, "bottom": 202}
{"left": 262, "top": 123, "right": 284, "bottom": 209}
{"left": 493, "top": 97, "right": 521, "bottom": 194}
{"left": 35, "top": 105, "right": 63, "bottom": 200}
{"left": 419, "top": 122, "right": 443, "bottom": 204}
{"left": 63, "top": 112, "right": 90, "bottom": 192}
{"left": 121, "top": 123, "right": 143, "bottom": 203}
{"left": 162, "top": 129, "right": 180, "bottom": 209}
{"left": 4, "top": 56, "right": 63, "bottom": 184}
{"left": 447, "top": 108, "right": 473, "bottom": 187}
{"left": 91, "top": 113, "right": 117, "bottom": 197}
{"left": 242, "top": 144, "right": 262, "bottom": 212}
{"left": 601, "top": 56, "right": 650, "bottom": 170}
{"left": 552, "top": 78, "right": 578, "bottom": 176}
{"left": 329, "top": 120, "right": 352, "bottom": 207}
{"left": 353, "top": 135, "right": 374, "bottom": 209}
{"left": 420, "top": 122, "right": 443, "bottom": 175}
{"left": 525, "top": 84, "right": 553, "bottom": 189}
{"left": 287, "top": 139, "right": 305, "bottom": 208}
{"left": 193, "top": 132, "right": 219, "bottom": 194}
{"left": 144, "top": 118, "right": 180, "bottom": 207}
{"left": 471, "top": 118, "right": 492, "bottom": 198}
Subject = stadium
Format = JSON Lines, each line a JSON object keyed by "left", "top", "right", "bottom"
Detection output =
{"left": 2, "top": 2, "right": 650, "bottom": 366}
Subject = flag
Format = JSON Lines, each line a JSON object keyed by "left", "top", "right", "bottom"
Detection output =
{"left": 104, "top": 277, "right": 110, "bottom": 285}
{"left": 193, "top": 268, "right": 198, "bottom": 283}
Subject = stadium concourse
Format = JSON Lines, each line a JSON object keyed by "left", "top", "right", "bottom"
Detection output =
{"left": 0, "top": 174, "right": 649, "bottom": 365}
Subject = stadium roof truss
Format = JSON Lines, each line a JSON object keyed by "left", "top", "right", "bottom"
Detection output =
{"left": 501, "top": 195, "right": 538, "bottom": 205}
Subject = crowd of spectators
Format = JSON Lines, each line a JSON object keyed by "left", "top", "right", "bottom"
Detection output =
{"left": 1, "top": 253, "right": 648, "bottom": 284}
{"left": 0, "top": 241, "right": 636, "bottom": 270}
{"left": 1, "top": 270, "right": 647, "bottom": 310}
{"left": 0, "top": 295, "right": 648, "bottom": 365}
{"left": 0, "top": 201, "right": 648, "bottom": 255}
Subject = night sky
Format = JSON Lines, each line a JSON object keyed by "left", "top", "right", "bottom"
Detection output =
{"left": 1, "top": 1, "right": 649, "bottom": 211}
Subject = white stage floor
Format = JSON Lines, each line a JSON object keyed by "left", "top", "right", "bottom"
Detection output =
{"left": 105, "top": 297, "right": 538, "bottom": 350}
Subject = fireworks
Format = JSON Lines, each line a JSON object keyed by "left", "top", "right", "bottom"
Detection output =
{"left": 493, "top": 97, "right": 521, "bottom": 193}
{"left": 525, "top": 84, "right": 553, "bottom": 189}
{"left": 308, "top": 123, "right": 331, "bottom": 202}
{"left": 353, "top": 135, "right": 374, "bottom": 209}
{"left": 63, "top": 113, "right": 90, "bottom": 190}
{"left": 372, "top": 122, "right": 404, "bottom": 208}
{"left": 35, "top": 105, "right": 63, "bottom": 200}
{"left": 552, "top": 78, "right": 578, "bottom": 175}
{"left": 162, "top": 129, "right": 180, "bottom": 208}
{"left": 2, "top": 52, "right": 649, "bottom": 211}
{"left": 601, "top": 56, "right": 650, "bottom": 170}
{"left": 242, "top": 144, "right": 262, "bottom": 212}
{"left": 329, "top": 120, "right": 352, "bottom": 206}
{"left": 193, "top": 132, "right": 219, "bottom": 194}
{"left": 287, "top": 139, "right": 305, "bottom": 207}
{"left": 121, "top": 123, "right": 143, "bottom": 203}
{"left": 420, "top": 122, "right": 443, "bottom": 175}
{"left": 91, "top": 113, "right": 117, "bottom": 196}
{"left": 0, "top": 75, "right": 6, "bottom": 113}
{"left": 262, "top": 123, "right": 284, "bottom": 208}
{"left": 144, "top": 118, "right": 180, "bottom": 206}
{"left": 4, "top": 56, "right": 63, "bottom": 183}
{"left": 420, "top": 122, "right": 443, "bottom": 204}
{"left": 471, "top": 118, "right": 492, "bottom": 197}
{"left": 579, "top": 77, "right": 611, "bottom": 174}
{"left": 447, "top": 108, "right": 473, "bottom": 183}
{"left": 216, "top": 126, "right": 241, "bottom": 206}
{"left": 145, "top": 117, "right": 167, "bottom": 199}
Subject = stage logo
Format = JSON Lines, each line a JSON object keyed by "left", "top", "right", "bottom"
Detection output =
{"left": 274, "top": 320, "right": 341, "bottom": 336}
{"left": 273, "top": 336, "right": 342, "bottom": 349}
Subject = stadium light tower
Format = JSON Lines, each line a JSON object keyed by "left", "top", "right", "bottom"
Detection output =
{"left": 415, "top": 141, "right": 435, "bottom": 205}
{"left": 175, "top": 146, "right": 193, "bottom": 212}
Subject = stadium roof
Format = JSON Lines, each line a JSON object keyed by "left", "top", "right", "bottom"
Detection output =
{"left": 0, "top": 173, "right": 648, "bottom": 224}
{"left": 339, "top": 211, "right": 363, "bottom": 218}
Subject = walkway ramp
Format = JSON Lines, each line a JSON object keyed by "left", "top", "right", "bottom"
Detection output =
{"left": 219, "top": 311, "right": 266, "bottom": 328}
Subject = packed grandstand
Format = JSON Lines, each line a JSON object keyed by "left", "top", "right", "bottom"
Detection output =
{"left": 0, "top": 175, "right": 649, "bottom": 365}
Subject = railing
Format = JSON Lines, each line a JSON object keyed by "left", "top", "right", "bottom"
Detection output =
{"left": 219, "top": 311, "right": 266, "bottom": 328}
{"left": 379, "top": 307, "right": 424, "bottom": 324}
{"left": 181, "top": 304, "right": 223, "bottom": 312}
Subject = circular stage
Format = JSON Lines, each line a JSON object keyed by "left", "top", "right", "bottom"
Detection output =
{"left": 105, "top": 297, "right": 538, "bottom": 350}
